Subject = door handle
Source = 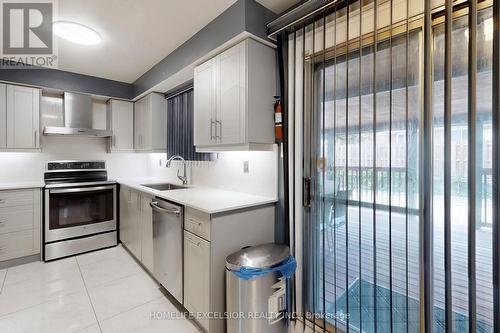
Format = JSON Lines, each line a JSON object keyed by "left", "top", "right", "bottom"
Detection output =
{"left": 50, "top": 185, "right": 115, "bottom": 194}
{"left": 150, "top": 201, "right": 181, "bottom": 217}
{"left": 303, "top": 177, "right": 311, "bottom": 208}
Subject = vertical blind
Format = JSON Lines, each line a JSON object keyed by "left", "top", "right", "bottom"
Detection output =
{"left": 166, "top": 89, "right": 213, "bottom": 161}
{"left": 281, "top": 0, "right": 500, "bottom": 332}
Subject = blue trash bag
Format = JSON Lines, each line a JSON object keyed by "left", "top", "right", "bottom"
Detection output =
{"left": 231, "top": 256, "right": 297, "bottom": 280}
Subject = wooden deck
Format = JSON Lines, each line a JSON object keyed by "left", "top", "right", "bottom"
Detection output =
{"left": 317, "top": 205, "right": 494, "bottom": 331}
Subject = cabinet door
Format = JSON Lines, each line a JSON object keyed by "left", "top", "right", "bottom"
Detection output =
{"left": 194, "top": 58, "right": 217, "bottom": 146}
{"left": 134, "top": 99, "right": 143, "bottom": 150}
{"left": 217, "top": 42, "right": 245, "bottom": 145}
{"left": 140, "top": 194, "right": 153, "bottom": 272}
{"left": 130, "top": 190, "right": 142, "bottom": 259}
{"left": 134, "top": 97, "right": 152, "bottom": 151}
{"left": 119, "top": 187, "right": 133, "bottom": 249}
{"left": 184, "top": 230, "right": 210, "bottom": 331}
{"left": 0, "top": 229, "right": 37, "bottom": 261}
{"left": 0, "top": 84, "right": 6, "bottom": 148}
{"left": 121, "top": 189, "right": 141, "bottom": 259}
{"left": 108, "top": 100, "right": 134, "bottom": 152}
{"left": 6, "top": 85, "right": 40, "bottom": 149}
{"left": 141, "top": 96, "right": 152, "bottom": 150}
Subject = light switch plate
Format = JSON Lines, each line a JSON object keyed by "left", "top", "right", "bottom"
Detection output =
{"left": 243, "top": 161, "right": 249, "bottom": 173}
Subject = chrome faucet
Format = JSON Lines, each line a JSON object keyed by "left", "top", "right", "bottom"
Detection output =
{"left": 166, "top": 155, "right": 188, "bottom": 185}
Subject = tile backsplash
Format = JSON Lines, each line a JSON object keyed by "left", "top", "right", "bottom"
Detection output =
{"left": 0, "top": 136, "right": 278, "bottom": 198}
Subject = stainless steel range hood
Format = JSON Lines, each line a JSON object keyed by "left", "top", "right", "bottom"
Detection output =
{"left": 43, "top": 92, "right": 113, "bottom": 137}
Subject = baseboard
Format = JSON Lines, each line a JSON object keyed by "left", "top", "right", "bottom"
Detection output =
{"left": 0, "top": 253, "right": 41, "bottom": 270}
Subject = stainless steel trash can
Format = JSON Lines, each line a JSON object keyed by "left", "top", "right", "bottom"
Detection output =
{"left": 226, "top": 244, "right": 293, "bottom": 333}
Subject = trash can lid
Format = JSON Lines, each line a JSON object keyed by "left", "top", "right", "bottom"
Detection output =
{"left": 225, "top": 243, "right": 290, "bottom": 271}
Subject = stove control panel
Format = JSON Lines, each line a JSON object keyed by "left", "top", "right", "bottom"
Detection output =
{"left": 46, "top": 161, "right": 106, "bottom": 171}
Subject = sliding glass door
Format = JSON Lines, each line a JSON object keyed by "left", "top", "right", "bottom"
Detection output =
{"left": 432, "top": 4, "right": 494, "bottom": 332}
{"left": 306, "top": 22, "right": 422, "bottom": 333}
{"left": 287, "top": 0, "right": 496, "bottom": 332}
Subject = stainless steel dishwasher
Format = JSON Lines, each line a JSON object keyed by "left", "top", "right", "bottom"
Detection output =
{"left": 150, "top": 198, "right": 183, "bottom": 303}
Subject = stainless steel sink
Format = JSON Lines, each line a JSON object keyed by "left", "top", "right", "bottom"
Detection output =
{"left": 141, "top": 183, "right": 187, "bottom": 191}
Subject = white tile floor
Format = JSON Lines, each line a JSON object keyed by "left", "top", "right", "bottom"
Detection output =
{"left": 0, "top": 245, "right": 201, "bottom": 333}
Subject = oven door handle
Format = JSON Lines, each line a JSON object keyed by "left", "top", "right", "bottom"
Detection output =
{"left": 49, "top": 185, "right": 115, "bottom": 194}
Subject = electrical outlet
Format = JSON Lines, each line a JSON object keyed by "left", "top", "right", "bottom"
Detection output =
{"left": 243, "top": 161, "right": 249, "bottom": 173}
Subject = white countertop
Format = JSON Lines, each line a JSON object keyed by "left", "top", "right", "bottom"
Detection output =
{"left": 118, "top": 178, "right": 277, "bottom": 214}
{"left": 0, "top": 181, "right": 45, "bottom": 191}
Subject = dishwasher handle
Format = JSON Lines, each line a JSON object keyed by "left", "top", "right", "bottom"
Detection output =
{"left": 150, "top": 201, "right": 181, "bottom": 217}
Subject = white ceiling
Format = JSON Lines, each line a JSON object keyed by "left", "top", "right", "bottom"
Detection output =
{"left": 54, "top": 0, "right": 299, "bottom": 83}
{"left": 257, "top": 0, "right": 300, "bottom": 14}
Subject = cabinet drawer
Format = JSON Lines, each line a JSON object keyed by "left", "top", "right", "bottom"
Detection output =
{"left": 0, "top": 190, "right": 34, "bottom": 208}
{"left": 0, "top": 229, "right": 37, "bottom": 261}
{"left": 0, "top": 208, "right": 34, "bottom": 235}
{"left": 184, "top": 207, "right": 210, "bottom": 241}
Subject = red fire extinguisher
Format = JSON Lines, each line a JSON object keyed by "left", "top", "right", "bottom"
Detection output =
{"left": 274, "top": 96, "right": 283, "bottom": 142}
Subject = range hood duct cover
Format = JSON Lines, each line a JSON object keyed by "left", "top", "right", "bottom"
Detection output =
{"left": 43, "top": 92, "right": 112, "bottom": 137}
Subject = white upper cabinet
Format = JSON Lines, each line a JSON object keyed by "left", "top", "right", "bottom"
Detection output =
{"left": 217, "top": 42, "right": 246, "bottom": 145}
{"left": 194, "top": 38, "right": 276, "bottom": 151}
{"left": 193, "top": 58, "right": 216, "bottom": 147}
{"left": 5, "top": 85, "right": 40, "bottom": 149}
{"left": 134, "top": 93, "right": 166, "bottom": 152}
{"left": 107, "top": 99, "right": 134, "bottom": 152}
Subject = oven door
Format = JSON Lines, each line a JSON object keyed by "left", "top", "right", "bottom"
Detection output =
{"left": 45, "top": 185, "right": 117, "bottom": 242}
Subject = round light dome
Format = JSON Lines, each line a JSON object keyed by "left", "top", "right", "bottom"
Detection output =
{"left": 53, "top": 21, "right": 101, "bottom": 45}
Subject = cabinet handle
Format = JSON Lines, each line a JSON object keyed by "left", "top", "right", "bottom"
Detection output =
{"left": 216, "top": 120, "right": 222, "bottom": 142}
{"left": 34, "top": 130, "right": 37, "bottom": 147}
{"left": 112, "top": 135, "right": 116, "bottom": 147}
{"left": 185, "top": 236, "right": 201, "bottom": 247}
{"left": 210, "top": 119, "right": 215, "bottom": 141}
{"left": 187, "top": 218, "right": 202, "bottom": 227}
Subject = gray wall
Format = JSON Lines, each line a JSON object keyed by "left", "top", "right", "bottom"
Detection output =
{"left": 0, "top": 66, "right": 134, "bottom": 99}
{"left": 0, "top": 0, "right": 276, "bottom": 100}
{"left": 132, "top": 0, "right": 276, "bottom": 97}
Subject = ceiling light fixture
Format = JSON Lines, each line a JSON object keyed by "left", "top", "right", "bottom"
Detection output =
{"left": 53, "top": 21, "right": 101, "bottom": 45}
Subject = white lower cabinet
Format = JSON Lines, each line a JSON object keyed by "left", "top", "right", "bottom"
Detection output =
{"left": 140, "top": 193, "right": 154, "bottom": 272}
{"left": 119, "top": 186, "right": 276, "bottom": 333}
{"left": 119, "top": 186, "right": 153, "bottom": 271}
{"left": 183, "top": 205, "right": 275, "bottom": 332}
{"left": 0, "top": 188, "right": 41, "bottom": 262}
{"left": 184, "top": 230, "right": 210, "bottom": 330}
{"left": 120, "top": 187, "right": 141, "bottom": 259}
